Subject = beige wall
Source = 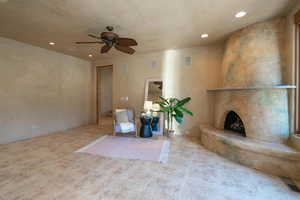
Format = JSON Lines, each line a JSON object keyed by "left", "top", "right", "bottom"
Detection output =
{"left": 0, "top": 37, "right": 93, "bottom": 144}
{"left": 94, "top": 44, "right": 224, "bottom": 136}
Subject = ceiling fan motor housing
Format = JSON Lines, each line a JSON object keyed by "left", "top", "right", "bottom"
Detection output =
{"left": 101, "top": 32, "right": 118, "bottom": 43}
{"left": 106, "top": 26, "right": 114, "bottom": 31}
{"left": 76, "top": 25, "right": 137, "bottom": 54}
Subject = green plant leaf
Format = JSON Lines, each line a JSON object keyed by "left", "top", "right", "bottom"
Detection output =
{"left": 160, "top": 107, "right": 170, "bottom": 113}
{"left": 154, "top": 101, "right": 167, "bottom": 107}
{"left": 155, "top": 96, "right": 192, "bottom": 128}
{"left": 169, "top": 98, "right": 177, "bottom": 104}
{"left": 174, "top": 109, "right": 183, "bottom": 118}
{"left": 177, "top": 107, "right": 193, "bottom": 116}
{"left": 174, "top": 115, "right": 183, "bottom": 124}
{"left": 159, "top": 96, "right": 169, "bottom": 105}
{"left": 176, "top": 97, "right": 191, "bottom": 107}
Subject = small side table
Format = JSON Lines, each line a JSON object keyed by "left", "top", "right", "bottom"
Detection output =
{"left": 140, "top": 116, "right": 153, "bottom": 138}
{"left": 151, "top": 116, "right": 160, "bottom": 132}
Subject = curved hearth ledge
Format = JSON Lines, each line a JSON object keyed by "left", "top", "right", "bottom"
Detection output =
{"left": 200, "top": 125, "right": 300, "bottom": 180}
{"left": 291, "top": 135, "right": 300, "bottom": 151}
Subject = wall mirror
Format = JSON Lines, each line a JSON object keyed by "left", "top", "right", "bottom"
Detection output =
{"left": 144, "top": 78, "right": 164, "bottom": 135}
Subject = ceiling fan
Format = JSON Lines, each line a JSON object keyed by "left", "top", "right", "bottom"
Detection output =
{"left": 75, "top": 26, "right": 137, "bottom": 55}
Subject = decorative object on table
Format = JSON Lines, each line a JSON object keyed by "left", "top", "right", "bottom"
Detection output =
{"left": 140, "top": 115, "right": 153, "bottom": 138}
{"left": 76, "top": 135, "right": 170, "bottom": 163}
{"left": 154, "top": 96, "right": 193, "bottom": 136}
{"left": 144, "top": 101, "right": 153, "bottom": 115}
{"left": 151, "top": 116, "right": 160, "bottom": 132}
{"left": 113, "top": 108, "right": 138, "bottom": 137}
{"left": 152, "top": 104, "right": 160, "bottom": 114}
{"left": 144, "top": 78, "right": 164, "bottom": 135}
{"left": 151, "top": 103, "right": 160, "bottom": 131}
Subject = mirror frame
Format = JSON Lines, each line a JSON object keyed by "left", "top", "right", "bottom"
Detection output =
{"left": 144, "top": 78, "right": 164, "bottom": 136}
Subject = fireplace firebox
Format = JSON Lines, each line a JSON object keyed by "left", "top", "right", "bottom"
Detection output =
{"left": 224, "top": 111, "right": 246, "bottom": 137}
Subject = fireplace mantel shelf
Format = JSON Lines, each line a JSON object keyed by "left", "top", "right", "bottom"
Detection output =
{"left": 207, "top": 85, "right": 296, "bottom": 92}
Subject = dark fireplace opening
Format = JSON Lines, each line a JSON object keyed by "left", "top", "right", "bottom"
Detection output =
{"left": 224, "top": 111, "right": 246, "bottom": 137}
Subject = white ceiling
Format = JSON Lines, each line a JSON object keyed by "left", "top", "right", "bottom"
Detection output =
{"left": 0, "top": 0, "right": 297, "bottom": 60}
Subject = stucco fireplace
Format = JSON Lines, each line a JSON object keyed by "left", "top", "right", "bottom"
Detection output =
{"left": 200, "top": 17, "right": 300, "bottom": 180}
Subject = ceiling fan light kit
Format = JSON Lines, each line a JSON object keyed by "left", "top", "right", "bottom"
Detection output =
{"left": 76, "top": 26, "right": 137, "bottom": 55}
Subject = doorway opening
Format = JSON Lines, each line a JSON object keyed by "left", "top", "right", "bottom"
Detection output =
{"left": 96, "top": 65, "right": 113, "bottom": 127}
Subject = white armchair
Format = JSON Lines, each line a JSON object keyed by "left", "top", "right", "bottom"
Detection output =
{"left": 113, "top": 109, "right": 138, "bottom": 137}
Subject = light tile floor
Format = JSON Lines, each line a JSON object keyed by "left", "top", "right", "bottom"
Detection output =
{"left": 0, "top": 124, "right": 299, "bottom": 200}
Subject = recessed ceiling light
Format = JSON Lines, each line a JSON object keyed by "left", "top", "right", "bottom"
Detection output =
{"left": 49, "top": 42, "right": 55, "bottom": 46}
{"left": 235, "top": 11, "right": 247, "bottom": 18}
{"left": 88, "top": 54, "right": 93, "bottom": 58}
{"left": 201, "top": 34, "right": 208, "bottom": 38}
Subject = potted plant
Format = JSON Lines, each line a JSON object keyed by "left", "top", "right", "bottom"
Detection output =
{"left": 154, "top": 97, "right": 193, "bottom": 136}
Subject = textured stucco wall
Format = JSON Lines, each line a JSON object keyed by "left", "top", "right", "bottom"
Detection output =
{"left": 214, "top": 18, "right": 291, "bottom": 143}
{"left": 214, "top": 90, "right": 289, "bottom": 143}
{"left": 222, "top": 17, "right": 286, "bottom": 88}
{"left": 0, "top": 37, "right": 93, "bottom": 144}
{"left": 93, "top": 44, "right": 224, "bottom": 136}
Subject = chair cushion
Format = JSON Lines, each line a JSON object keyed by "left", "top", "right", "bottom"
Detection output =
{"left": 115, "top": 122, "right": 136, "bottom": 133}
{"left": 115, "top": 109, "right": 129, "bottom": 123}
{"left": 127, "top": 109, "right": 134, "bottom": 122}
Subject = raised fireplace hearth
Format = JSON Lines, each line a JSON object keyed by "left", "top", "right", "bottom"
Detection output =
{"left": 200, "top": 17, "right": 300, "bottom": 180}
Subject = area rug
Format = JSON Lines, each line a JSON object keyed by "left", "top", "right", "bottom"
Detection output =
{"left": 76, "top": 135, "right": 170, "bottom": 163}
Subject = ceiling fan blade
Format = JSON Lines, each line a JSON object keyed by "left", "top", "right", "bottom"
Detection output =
{"left": 101, "top": 44, "right": 112, "bottom": 53}
{"left": 117, "top": 38, "right": 138, "bottom": 46}
{"left": 76, "top": 41, "right": 103, "bottom": 44}
{"left": 88, "top": 34, "right": 101, "bottom": 39}
{"left": 115, "top": 45, "right": 135, "bottom": 54}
